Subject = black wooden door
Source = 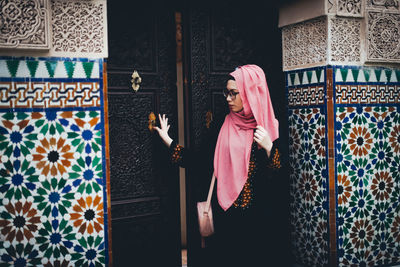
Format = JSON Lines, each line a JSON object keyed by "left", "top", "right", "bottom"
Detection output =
{"left": 107, "top": 2, "right": 181, "bottom": 266}
{"left": 184, "top": 3, "right": 290, "bottom": 266}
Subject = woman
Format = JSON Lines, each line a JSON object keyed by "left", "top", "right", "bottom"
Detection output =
{"left": 155, "top": 65, "right": 282, "bottom": 266}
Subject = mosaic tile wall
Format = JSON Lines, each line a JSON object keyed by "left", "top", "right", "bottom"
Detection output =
{"left": 335, "top": 66, "right": 400, "bottom": 266}
{"left": 0, "top": 57, "right": 109, "bottom": 266}
{"left": 287, "top": 66, "right": 400, "bottom": 266}
{"left": 287, "top": 67, "right": 330, "bottom": 267}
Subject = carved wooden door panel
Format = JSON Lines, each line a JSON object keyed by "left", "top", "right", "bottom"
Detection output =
{"left": 185, "top": 4, "right": 287, "bottom": 266}
{"left": 107, "top": 2, "right": 180, "bottom": 267}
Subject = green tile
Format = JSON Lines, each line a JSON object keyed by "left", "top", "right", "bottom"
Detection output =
{"left": 45, "top": 61, "right": 58, "bottom": 78}
{"left": 385, "top": 69, "right": 392, "bottom": 82}
{"left": 64, "top": 61, "right": 76, "bottom": 78}
{"left": 26, "top": 61, "right": 39, "bottom": 78}
{"left": 316, "top": 69, "right": 322, "bottom": 83}
{"left": 6, "top": 60, "right": 19, "bottom": 77}
{"left": 363, "top": 69, "right": 370, "bottom": 82}
{"left": 396, "top": 70, "right": 400, "bottom": 82}
{"left": 340, "top": 68, "right": 348, "bottom": 82}
{"left": 82, "top": 62, "right": 94, "bottom": 79}
{"left": 290, "top": 73, "right": 296, "bottom": 86}
{"left": 307, "top": 71, "right": 312, "bottom": 84}
{"left": 352, "top": 69, "right": 359, "bottom": 82}
{"left": 375, "top": 69, "right": 382, "bottom": 82}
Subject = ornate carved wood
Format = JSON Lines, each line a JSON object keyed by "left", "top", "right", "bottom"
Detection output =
{"left": 107, "top": 2, "right": 180, "bottom": 266}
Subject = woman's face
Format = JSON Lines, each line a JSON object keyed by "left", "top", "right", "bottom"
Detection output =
{"left": 225, "top": 80, "right": 243, "bottom": 112}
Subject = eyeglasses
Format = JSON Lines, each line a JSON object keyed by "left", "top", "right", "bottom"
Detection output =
{"left": 223, "top": 88, "right": 239, "bottom": 100}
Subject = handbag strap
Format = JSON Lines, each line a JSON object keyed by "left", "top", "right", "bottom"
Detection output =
{"left": 204, "top": 173, "right": 216, "bottom": 213}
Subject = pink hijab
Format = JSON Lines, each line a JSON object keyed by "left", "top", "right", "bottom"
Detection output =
{"left": 213, "top": 64, "right": 279, "bottom": 211}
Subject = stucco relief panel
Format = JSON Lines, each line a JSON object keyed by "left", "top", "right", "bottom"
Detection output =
{"left": 282, "top": 17, "right": 328, "bottom": 71}
{"left": 366, "top": 0, "right": 400, "bottom": 11}
{"left": 51, "top": 0, "right": 107, "bottom": 57}
{"left": 337, "top": 0, "right": 363, "bottom": 17}
{"left": 330, "top": 17, "right": 362, "bottom": 63}
{"left": 367, "top": 11, "right": 400, "bottom": 62}
{"left": 327, "top": 0, "right": 337, "bottom": 14}
{"left": 0, "top": 0, "right": 50, "bottom": 49}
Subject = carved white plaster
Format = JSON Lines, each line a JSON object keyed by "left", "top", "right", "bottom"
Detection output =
{"left": 337, "top": 0, "right": 364, "bottom": 17}
{"left": 330, "top": 17, "right": 362, "bottom": 63}
{"left": 367, "top": 11, "right": 400, "bottom": 62}
{"left": 327, "top": 0, "right": 337, "bottom": 14}
{"left": 0, "top": 0, "right": 50, "bottom": 49}
{"left": 50, "top": 0, "right": 108, "bottom": 58}
{"left": 282, "top": 17, "right": 328, "bottom": 71}
{"left": 366, "top": 0, "right": 400, "bottom": 11}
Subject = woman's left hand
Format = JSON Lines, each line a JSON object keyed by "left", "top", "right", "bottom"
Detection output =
{"left": 254, "top": 125, "right": 273, "bottom": 156}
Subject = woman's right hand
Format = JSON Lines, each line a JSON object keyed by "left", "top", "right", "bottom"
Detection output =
{"left": 154, "top": 114, "right": 173, "bottom": 148}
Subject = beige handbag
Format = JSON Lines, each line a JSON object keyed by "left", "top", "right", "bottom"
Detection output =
{"left": 197, "top": 173, "right": 216, "bottom": 248}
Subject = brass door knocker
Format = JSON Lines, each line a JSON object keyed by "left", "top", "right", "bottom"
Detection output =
{"left": 131, "top": 70, "right": 142, "bottom": 92}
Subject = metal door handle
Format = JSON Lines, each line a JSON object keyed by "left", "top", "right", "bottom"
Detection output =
{"left": 148, "top": 112, "right": 156, "bottom": 131}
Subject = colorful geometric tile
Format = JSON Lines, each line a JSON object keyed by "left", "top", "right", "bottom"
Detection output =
{"left": 288, "top": 107, "right": 328, "bottom": 267}
{"left": 288, "top": 86, "right": 325, "bottom": 107}
{"left": 334, "top": 67, "right": 400, "bottom": 83}
{"left": 288, "top": 65, "right": 400, "bottom": 267}
{"left": 336, "top": 85, "right": 400, "bottom": 104}
{"left": 0, "top": 59, "right": 100, "bottom": 79}
{"left": 0, "top": 81, "right": 101, "bottom": 109}
{"left": 336, "top": 105, "right": 400, "bottom": 267}
{"left": 0, "top": 57, "right": 108, "bottom": 267}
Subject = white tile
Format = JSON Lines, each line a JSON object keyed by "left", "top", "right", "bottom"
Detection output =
{"left": 287, "top": 73, "right": 292, "bottom": 86}
{"left": 73, "top": 62, "right": 85, "bottom": 79}
{"left": 357, "top": 69, "right": 366, "bottom": 82}
{"left": 346, "top": 69, "right": 354, "bottom": 82}
{"left": 16, "top": 61, "right": 30, "bottom": 78}
{"left": 54, "top": 61, "right": 68, "bottom": 78}
{"left": 310, "top": 71, "right": 318, "bottom": 83}
{"left": 379, "top": 69, "right": 387, "bottom": 83}
{"left": 390, "top": 70, "right": 397, "bottom": 82}
{"left": 91, "top": 62, "right": 100, "bottom": 79}
{"left": 369, "top": 69, "right": 377, "bottom": 82}
{"left": 335, "top": 69, "right": 343, "bottom": 82}
{"left": 36, "top": 61, "right": 50, "bottom": 78}
{"left": 0, "top": 60, "right": 10, "bottom": 77}
{"left": 302, "top": 71, "right": 309, "bottom": 85}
